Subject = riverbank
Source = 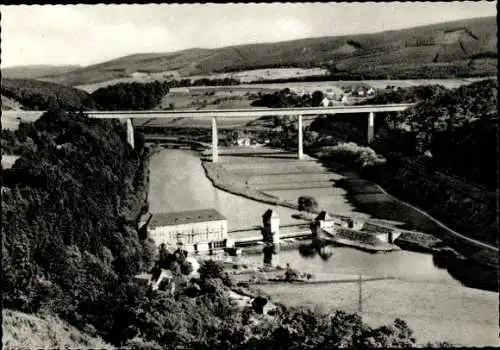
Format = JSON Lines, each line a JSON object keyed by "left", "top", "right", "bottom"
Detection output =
{"left": 202, "top": 161, "right": 288, "bottom": 207}
{"left": 201, "top": 148, "right": 444, "bottom": 255}
{"left": 324, "top": 162, "right": 499, "bottom": 266}
{"left": 315, "top": 157, "right": 498, "bottom": 291}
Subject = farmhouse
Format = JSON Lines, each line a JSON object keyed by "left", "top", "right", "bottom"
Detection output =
{"left": 321, "top": 97, "right": 331, "bottom": 107}
{"left": 147, "top": 209, "right": 228, "bottom": 253}
{"left": 237, "top": 137, "right": 252, "bottom": 146}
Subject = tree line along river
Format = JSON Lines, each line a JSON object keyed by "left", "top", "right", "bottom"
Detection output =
{"left": 148, "top": 148, "right": 499, "bottom": 347}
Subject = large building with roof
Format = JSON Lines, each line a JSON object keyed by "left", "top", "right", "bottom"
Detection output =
{"left": 146, "top": 208, "right": 228, "bottom": 253}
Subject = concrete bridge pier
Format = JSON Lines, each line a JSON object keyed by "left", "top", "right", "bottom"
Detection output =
{"left": 212, "top": 117, "right": 219, "bottom": 162}
{"left": 126, "top": 118, "right": 135, "bottom": 149}
{"left": 298, "top": 114, "right": 303, "bottom": 159}
{"left": 367, "top": 112, "right": 375, "bottom": 144}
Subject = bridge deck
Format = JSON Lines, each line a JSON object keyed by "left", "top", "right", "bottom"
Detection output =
{"left": 87, "top": 104, "right": 414, "bottom": 119}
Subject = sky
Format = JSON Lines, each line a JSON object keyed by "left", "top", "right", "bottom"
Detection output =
{"left": 0, "top": 2, "right": 496, "bottom": 68}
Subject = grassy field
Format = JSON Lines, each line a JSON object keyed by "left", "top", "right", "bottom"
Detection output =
{"left": 189, "top": 67, "right": 330, "bottom": 83}
{"left": 76, "top": 68, "right": 331, "bottom": 92}
{"left": 159, "top": 88, "right": 258, "bottom": 110}
{"left": 202, "top": 148, "right": 369, "bottom": 218}
{"left": 253, "top": 280, "right": 499, "bottom": 347}
{"left": 137, "top": 115, "right": 261, "bottom": 129}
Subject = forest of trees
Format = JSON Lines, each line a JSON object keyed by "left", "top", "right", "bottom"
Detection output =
{"left": 360, "top": 79, "right": 497, "bottom": 246}
{"left": 1, "top": 77, "right": 242, "bottom": 112}
{"left": 91, "top": 81, "right": 171, "bottom": 110}
{"left": 251, "top": 88, "right": 324, "bottom": 108}
{"left": 369, "top": 79, "right": 497, "bottom": 189}
{"left": 1, "top": 78, "right": 98, "bottom": 111}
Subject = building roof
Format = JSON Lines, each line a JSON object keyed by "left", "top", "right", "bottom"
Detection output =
{"left": 149, "top": 208, "right": 227, "bottom": 228}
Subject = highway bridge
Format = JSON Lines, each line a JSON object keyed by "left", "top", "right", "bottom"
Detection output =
{"left": 3, "top": 104, "right": 415, "bottom": 162}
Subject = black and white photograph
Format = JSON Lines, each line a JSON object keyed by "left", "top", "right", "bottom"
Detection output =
{"left": 1, "top": 2, "right": 498, "bottom": 349}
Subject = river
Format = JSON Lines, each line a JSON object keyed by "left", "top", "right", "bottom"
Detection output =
{"left": 148, "top": 149, "right": 499, "bottom": 347}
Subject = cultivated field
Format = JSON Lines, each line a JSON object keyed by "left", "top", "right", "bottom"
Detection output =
{"left": 208, "top": 149, "right": 366, "bottom": 217}
{"left": 135, "top": 115, "right": 262, "bottom": 129}
{"left": 75, "top": 68, "right": 330, "bottom": 93}
{"left": 238, "top": 77, "right": 490, "bottom": 93}
{"left": 188, "top": 67, "right": 331, "bottom": 83}
{"left": 74, "top": 65, "right": 490, "bottom": 94}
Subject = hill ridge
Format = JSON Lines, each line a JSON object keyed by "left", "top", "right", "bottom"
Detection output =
{"left": 4, "top": 16, "right": 497, "bottom": 86}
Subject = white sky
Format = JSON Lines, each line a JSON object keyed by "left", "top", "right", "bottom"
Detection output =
{"left": 0, "top": 2, "right": 496, "bottom": 68}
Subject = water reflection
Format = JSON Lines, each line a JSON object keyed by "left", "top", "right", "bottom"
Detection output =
{"left": 263, "top": 244, "right": 274, "bottom": 267}
{"left": 299, "top": 239, "right": 335, "bottom": 261}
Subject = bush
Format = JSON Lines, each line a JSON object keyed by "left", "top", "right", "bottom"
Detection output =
{"left": 284, "top": 267, "right": 300, "bottom": 282}
{"left": 298, "top": 196, "right": 319, "bottom": 212}
{"left": 180, "top": 260, "right": 194, "bottom": 276}
{"left": 198, "top": 260, "right": 225, "bottom": 281}
{"left": 318, "top": 142, "right": 385, "bottom": 170}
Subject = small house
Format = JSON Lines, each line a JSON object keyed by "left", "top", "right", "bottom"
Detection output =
{"left": 237, "top": 137, "right": 251, "bottom": 146}
{"left": 321, "top": 97, "right": 331, "bottom": 107}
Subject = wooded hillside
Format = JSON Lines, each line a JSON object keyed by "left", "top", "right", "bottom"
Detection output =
{"left": 30, "top": 16, "right": 497, "bottom": 86}
{"left": 1, "top": 78, "right": 97, "bottom": 110}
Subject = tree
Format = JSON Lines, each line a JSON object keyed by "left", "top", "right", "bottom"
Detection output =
{"left": 312, "top": 90, "right": 324, "bottom": 107}
{"left": 198, "top": 260, "right": 225, "bottom": 281}
{"left": 298, "top": 196, "right": 318, "bottom": 212}
{"left": 180, "top": 260, "right": 194, "bottom": 276}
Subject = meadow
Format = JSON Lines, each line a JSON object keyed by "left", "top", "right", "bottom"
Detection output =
{"left": 253, "top": 279, "right": 499, "bottom": 347}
